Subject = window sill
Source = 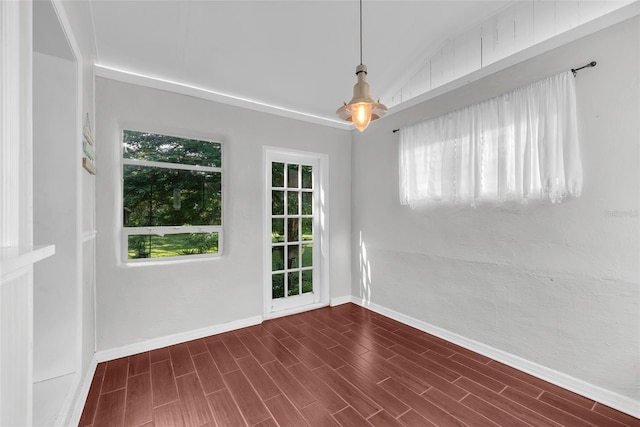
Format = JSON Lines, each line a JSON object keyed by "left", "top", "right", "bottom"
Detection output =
{"left": 121, "top": 252, "right": 223, "bottom": 267}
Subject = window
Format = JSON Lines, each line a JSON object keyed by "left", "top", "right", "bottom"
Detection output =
{"left": 122, "top": 130, "right": 222, "bottom": 260}
{"left": 399, "top": 71, "right": 582, "bottom": 207}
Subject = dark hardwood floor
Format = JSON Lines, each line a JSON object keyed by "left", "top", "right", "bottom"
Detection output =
{"left": 79, "top": 303, "right": 640, "bottom": 426}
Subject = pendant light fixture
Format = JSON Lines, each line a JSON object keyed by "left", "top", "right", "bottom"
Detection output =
{"left": 336, "top": 0, "right": 387, "bottom": 132}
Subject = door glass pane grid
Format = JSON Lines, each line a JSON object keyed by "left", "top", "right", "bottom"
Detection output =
{"left": 301, "top": 190, "right": 313, "bottom": 215}
{"left": 271, "top": 161, "right": 314, "bottom": 300}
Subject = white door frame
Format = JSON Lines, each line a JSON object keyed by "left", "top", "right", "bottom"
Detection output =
{"left": 263, "top": 147, "right": 330, "bottom": 319}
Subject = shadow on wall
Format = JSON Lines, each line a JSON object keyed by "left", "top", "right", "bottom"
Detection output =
{"left": 359, "top": 231, "right": 372, "bottom": 305}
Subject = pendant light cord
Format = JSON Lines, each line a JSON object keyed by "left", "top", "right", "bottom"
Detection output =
{"left": 359, "top": 0, "right": 363, "bottom": 65}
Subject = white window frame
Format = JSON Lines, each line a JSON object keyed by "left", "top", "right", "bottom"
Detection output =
{"left": 121, "top": 130, "right": 223, "bottom": 263}
{"left": 263, "top": 147, "right": 330, "bottom": 318}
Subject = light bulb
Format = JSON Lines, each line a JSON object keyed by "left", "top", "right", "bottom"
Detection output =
{"left": 352, "top": 102, "right": 372, "bottom": 132}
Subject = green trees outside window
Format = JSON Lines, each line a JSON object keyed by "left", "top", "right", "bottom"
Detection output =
{"left": 123, "top": 130, "right": 223, "bottom": 259}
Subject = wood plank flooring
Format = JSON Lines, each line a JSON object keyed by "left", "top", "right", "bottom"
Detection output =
{"left": 79, "top": 303, "right": 640, "bottom": 427}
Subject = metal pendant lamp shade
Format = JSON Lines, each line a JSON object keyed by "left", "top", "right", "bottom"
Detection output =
{"left": 336, "top": 0, "right": 387, "bottom": 132}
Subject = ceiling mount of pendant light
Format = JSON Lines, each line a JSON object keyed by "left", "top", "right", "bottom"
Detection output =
{"left": 336, "top": 0, "right": 387, "bottom": 132}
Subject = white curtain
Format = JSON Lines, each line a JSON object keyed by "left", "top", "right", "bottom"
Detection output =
{"left": 399, "top": 71, "right": 582, "bottom": 207}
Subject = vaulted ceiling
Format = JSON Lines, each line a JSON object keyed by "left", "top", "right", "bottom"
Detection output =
{"left": 89, "top": 1, "right": 512, "bottom": 124}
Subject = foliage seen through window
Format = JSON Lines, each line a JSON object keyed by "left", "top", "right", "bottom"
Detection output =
{"left": 123, "top": 130, "right": 222, "bottom": 260}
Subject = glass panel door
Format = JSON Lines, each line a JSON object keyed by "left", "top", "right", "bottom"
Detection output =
{"left": 269, "top": 157, "right": 318, "bottom": 313}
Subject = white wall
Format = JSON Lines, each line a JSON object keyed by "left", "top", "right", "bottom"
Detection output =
{"left": 95, "top": 78, "right": 352, "bottom": 351}
{"left": 33, "top": 51, "right": 78, "bottom": 382}
{"left": 351, "top": 15, "right": 639, "bottom": 408}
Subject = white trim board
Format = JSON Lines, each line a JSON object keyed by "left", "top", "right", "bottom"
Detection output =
{"left": 385, "top": 2, "right": 640, "bottom": 119}
{"left": 66, "top": 355, "right": 98, "bottom": 427}
{"left": 94, "top": 315, "right": 262, "bottom": 363}
{"left": 351, "top": 296, "right": 640, "bottom": 419}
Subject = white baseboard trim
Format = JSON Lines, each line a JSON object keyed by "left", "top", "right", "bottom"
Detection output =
{"left": 330, "top": 295, "right": 351, "bottom": 306}
{"left": 65, "top": 355, "right": 99, "bottom": 427}
{"left": 351, "top": 296, "right": 640, "bottom": 419}
{"left": 95, "top": 315, "right": 263, "bottom": 363}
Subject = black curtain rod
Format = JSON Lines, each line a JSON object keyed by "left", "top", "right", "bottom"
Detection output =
{"left": 571, "top": 61, "right": 597, "bottom": 76}
{"left": 392, "top": 61, "right": 597, "bottom": 134}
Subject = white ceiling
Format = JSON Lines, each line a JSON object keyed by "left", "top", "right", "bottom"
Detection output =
{"left": 89, "top": 1, "right": 513, "bottom": 124}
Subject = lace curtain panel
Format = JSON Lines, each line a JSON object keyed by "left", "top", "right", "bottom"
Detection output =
{"left": 399, "top": 71, "right": 582, "bottom": 207}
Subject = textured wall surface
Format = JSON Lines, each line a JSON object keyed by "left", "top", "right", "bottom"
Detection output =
{"left": 352, "top": 16, "right": 639, "bottom": 402}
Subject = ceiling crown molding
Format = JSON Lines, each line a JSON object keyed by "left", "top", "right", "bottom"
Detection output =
{"left": 94, "top": 65, "right": 353, "bottom": 131}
